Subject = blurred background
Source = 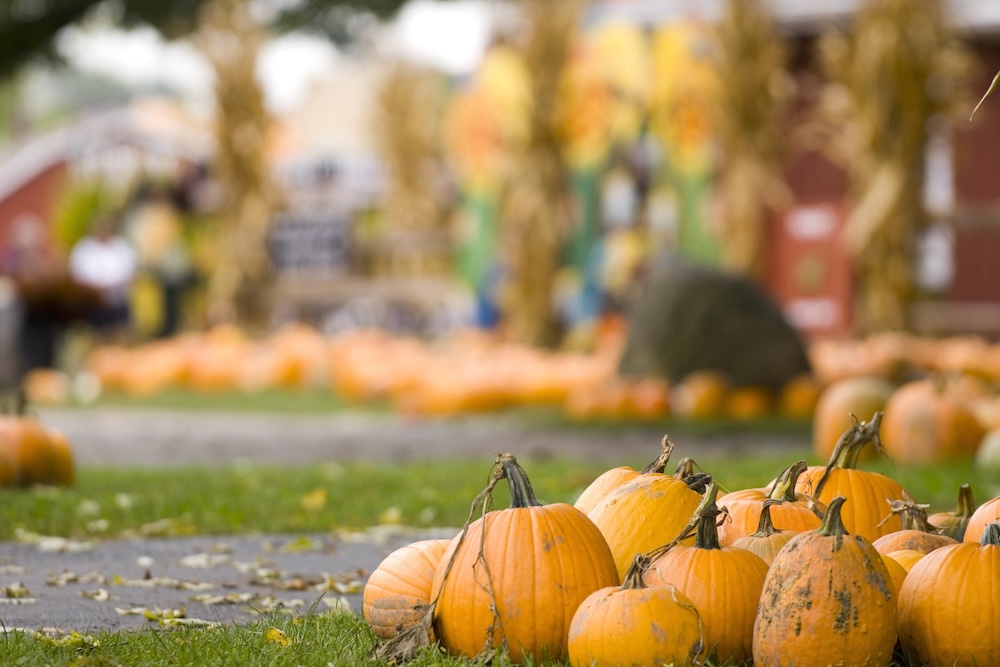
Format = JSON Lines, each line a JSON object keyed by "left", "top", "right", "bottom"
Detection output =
{"left": 2, "top": 0, "right": 1000, "bottom": 427}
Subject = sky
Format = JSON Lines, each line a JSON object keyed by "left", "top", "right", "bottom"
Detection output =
{"left": 56, "top": 0, "right": 497, "bottom": 115}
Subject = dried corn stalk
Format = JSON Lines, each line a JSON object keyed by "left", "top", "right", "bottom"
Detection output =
{"left": 499, "top": 0, "right": 582, "bottom": 347}
{"left": 196, "top": 0, "right": 279, "bottom": 329}
{"left": 712, "top": 0, "right": 792, "bottom": 277}
{"left": 817, "top": 0, "right": 972, "bottom": 333}
{"left": 373, "top": 62, "right": 451, "bottom": 275}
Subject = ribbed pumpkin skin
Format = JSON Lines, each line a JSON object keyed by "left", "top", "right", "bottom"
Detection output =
{"left": 795, "top": 467, "right": 905, "bottom": 541}
{"left": 567, "top": 583, "right": 704, "bottom": 667}
{"left": 573, "top": 467, "right": 640, "bottom": 515}
{"left": 898, "top": 533, "right": 1000, "bottom": 666}
{"left": 753, "top": 499, "right": 897, "bottom": 667}
{"left": 881, "top": 380, "right": 985, "bottom": 464}
{"left": 587, "top": 477, "right": 701, "bottom": 580}
{"left": 363, "top": 538, "right": 450, "bottom": 639}
{"left": 717, "top": 490, "right": 819, "bottom": 546}
{"left": 872, "top": 530, "right": 956, "bottom": 555}
{"left": 645, "top": 545, "right": 767, "bottom": 664}
{"left": 731, "top": 528, "right": 795, "bottom": 566}
{"left": 432, "top": 504, "right": 618, "bottom": 663}
{"left": 962, "top": 495, "right": 1000, "bottom": 542}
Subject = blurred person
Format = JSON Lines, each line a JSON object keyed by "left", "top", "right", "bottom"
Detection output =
{"left": 69, "top": 215, "right": 137, "bottom": 342}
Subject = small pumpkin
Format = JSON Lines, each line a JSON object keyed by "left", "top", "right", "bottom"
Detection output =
{"left": 878, "top": 551, "right": 909, "bottom": 596}
{"left": 962, "top": 494, "right": 1000, "bottom": 542}
{"left": 0, "top": 410, "right": 56, "bottom": 487}
{"left": 573, "top": 436, "right": 674, "bottom": 515}
{"left": 45, "top": 428, "right": 75, "bottom": 487}
{"left": 432, "top": 453, "right": 619, "bottom": 663}
{"left": 753, "top": 496, "right": 897, "bottom": 667}
{"left": 587, "top": 453, "right": 703, "bottom": 580}
{"left": 872, "top": 495, "right": 957, "bottom": 555}
{"left": 927, "top": 483, "right": 976, "bottom": 540}
{"left": 887, "top": 548, "right": 926, "bottom": 573}
{"left": 363, "top": 538, "right": 451, "bottom": 640}
{"left": 567, "top": 555, "right": 705, "bottom": 667}
{"left": 898, "top": 521, "right": 1000, "bottom": 666}
{"left": 812, "top": 376, "right": 894, "bottom": 462}
{"left": 730, "top": 500, "right": 798, "bottom": 566}
{"left": 717, "top": 460, "right": 821, "bottom": 546}
{"left": 644, "top": 482, "right": 769, "bottom": 665}
{"left": 796, "top": 412, "right": 908, "bottom": 541}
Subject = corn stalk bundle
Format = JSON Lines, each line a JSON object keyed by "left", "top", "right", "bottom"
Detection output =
{"left": 196, "top": 0, "right": 278, "bottom": 329}
{"left": 712, "top": 0, "right": 792, "bottom": 277}
{"left": 498, "top": 0, "right": 583, "bottom": 347}
{"left": 373, "top": 62, "right": 451, "bottom": 275}
{"left": 817, "top": 0, "right": 972, "bottom": 333}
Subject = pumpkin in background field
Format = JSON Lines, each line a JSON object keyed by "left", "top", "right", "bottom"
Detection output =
{"left": 567, "top": 555, "right": 705, "bottom": 667}
{"left": 643, "top": 482, "right": 769, "bottom": 665}
{"left": 962, "top": 494, "right": 1000, "bottom": 542}
{"left": 812, "top": 376, "right": 894, "bottom": 462}
{"left": 898, "top": 522, "right": 1000, "bottom": 666}
{"left": 928, "top": 483, "right": 977, "bottom": 540}
{"left": 716, "top": 460, "right": 820, "bottom": 546}
{"left": 0, "top": 413, "right": 55, "bottom": 487}
{"left": 777, "top": 373, "right": 821, "bottom": 420}
{"left": 431, "top": 453, "right": 618, "bottom": 663}
{"left": 796, "top": 413, "right": 907, "bottom": 541}
{"left": 724, "top": 385, "right": 773, "bottom": 421}
{"left": 363, "top": 538, "right": 451, "bottom": 640}
{"left": 0, "top": 438, "right": 17, "bottom": 486}
{"left": 752, "top": 496, "right": 897, "bottom": 667}
{"left": 623, "top": 377, "right": 670, "bottom": 421}
{"left": 671, "top": 370, "right": 730, "bottom": 420}
{"left": 45, "top": 429, "right": 75, "bottom": 487}
{"left": 881, "top": 378, "right": 985, "bottom": 464}
{"left": 871, "top": 495, "right": 957, "bottom": 555}
{"left": 574, "top": 436, "right": 675, "bottom": 515}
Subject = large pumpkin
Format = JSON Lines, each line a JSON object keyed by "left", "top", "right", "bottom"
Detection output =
{"left": 587, "top": 459, "right": 703, "bottom": 580}
{"left": 796, "top": 413, "right": 907, "bottom": 541}
{"left": 812, "top": 376, "right": 894, "bottom": 462}
{"left": 898, "top": 522, "right": 1000, "bottom": 666}
{"left": 567, "top": 555, "right": 705, "bottom": 667}
{"left": 573, "top": 436, "right": 674, "bottom": 515}
{"left": 432, "top": 453, "right": 619, "bottom": 663}
{"left": 881, "top": 378, "right": 985, "bottom": 464}
{"left": 717, "top": 460, "right": 820, "bottom": 546}
{"left": 928, "top": 483, "right": 977, "bottom": 540}
{"left": 643, "top": 482, "right": 769, "bottom": 665}
{"left": 753, "top": 496, "right": 897, "bottom": 667}
{"left": 363, "top": 538, "right": 451, "bottom": 640}
{"left": 962, "top": 494, "right": 1000, "bottom": 542}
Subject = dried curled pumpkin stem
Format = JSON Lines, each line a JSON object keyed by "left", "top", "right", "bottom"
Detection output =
{"left": 642, "top": 435, "right": 675, "bottom": 474}
{"left": 752, "top": 499, "right": 782, "bottom": 538}
{"left": 768, "top": 460, "right": 808, "bottom": 502}
{"left": 877, "top": 492, "right": 938, "bottom": 532}
{"left": 981, "top": 521, "right": 1000, "bottom": 546}
{"left": 693, "top": 482, "right": 723, "bottom": 550}
{"left": 954, "top": 483, "right": 976, "bottom": 518}
{"left": 814, "top": 412, "right": 884, "bottom": 498}
{"left": 621, "top": 554, "right": 652, "bottom": 590}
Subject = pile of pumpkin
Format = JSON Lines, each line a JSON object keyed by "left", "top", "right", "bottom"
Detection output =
{"left": 0, "top": 401, "right": 74, "bottom": 487}
{"left": 362, "top": 420, "right": 1000, "bottom": 666}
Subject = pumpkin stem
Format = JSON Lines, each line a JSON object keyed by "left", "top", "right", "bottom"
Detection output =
{"left": 878, "top": 492, "right": 937, "bottom": 532}
{"left": 768, "top": 460, "right": 808, "bottom": 502}
{"left": 497, "top": 452, "right": 541, "bottom": 509}
{"left": 683, "top": 472, "right": 713, "bottom": 494}
{"left": 814, "top": 413, "right": 884, "bottom": 497}
{"left": 980, "top": 522, "right": 1000, "bottom": 547}
{"left": 641, "top": 436, "right": 675, "bottom": 474}
{"left": 955, "top": 483, "right": 976, "bottom": 518}
{"left": 672, "top": 455, "right": 695, "bottom": 479}
{"left": 621, "top": 554, "right": 651, "bottom": 590}
{"left": 751, "top": 499, "right": 782, "bottom": 538}
{"left": 816, "top": 495, "right": 850, "bottom": 538}
{"left": 693, "top": 482, "right": 723, "bottom": 550}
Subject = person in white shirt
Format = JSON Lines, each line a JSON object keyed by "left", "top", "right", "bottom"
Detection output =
{"left": 69, "top": 217, "right": 137, "bottom": 338}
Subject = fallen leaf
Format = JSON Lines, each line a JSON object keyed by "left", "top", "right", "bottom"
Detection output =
{"left": 300, "top": 488, "right": 327, "bottom": 513}
{"left": 264, "top": 626, "right": 293, "bottom": 647}
{"left": 80, "top": 589, "right": 110, "bottom": 602}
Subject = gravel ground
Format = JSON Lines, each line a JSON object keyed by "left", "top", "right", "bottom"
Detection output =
{"left": 0, "top": 407, "right": 809, "bottom": 635}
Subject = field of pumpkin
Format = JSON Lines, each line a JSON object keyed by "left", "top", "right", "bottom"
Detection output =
{"left": 363, "top": 422, "right": 1000, "bottom": 667}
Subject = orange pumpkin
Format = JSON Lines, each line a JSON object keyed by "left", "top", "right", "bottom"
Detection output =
{"left": 881, "top": 378, "right": 985, "bottom": 464}
{"left": 672, "top": 370, "right": 730, "bottom": 420}
{"left": 724, "top": 386, "right": 773, "bottom": 421}
{"left": 887, "top": 548, "right": 926, "bottom": 573}
{"left": 716, "top": 460, "right": 821, "bottom": 546}
{"left": 796, "top": 412, "right": 907, "bottom": 541}
{"left": 0, "top": 413, "right": 55, "bottom": 487}
{"left": 962, "top": 494, "right": 1000, "bottom": 542}
{"left": 777, "top": 373, "right": 822, "bottom": 420}
{"left": 879, "top": 551, "right": 909, "bottom": 596}
{"left": 753, "top": 496, "right": 897, "bottom": 667}
{"left": 432, "top": 453, "right": 618, "bottom": 663}
{"left": 871, "top": 495, "right": 958, "bottom": 555}
{"left": 567, "top": 555, "right": 705, "bottom": 667}
{"left": 812, "top": 376, "right": 894, "bottom": 462}
{"left": 898, "top": 522, "right": 1000, "bottom": 666}
{"left": 643, "top": 483, "right": 769, "bottom": 665}
{"left": 928, "top": 483, "right": 977, "bottom": 540}
{"left": 363, "top": 538, "right": 451, "bottom": 640}
{"left": 574, "top": 436, "right": 674, "bottom": 515}
{"left": 730, "top": 500, "right": 798, "bottom": 566}
{"left": 45, "top": 428, "right": 75, "bottom": 487}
